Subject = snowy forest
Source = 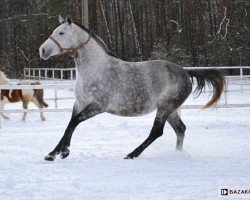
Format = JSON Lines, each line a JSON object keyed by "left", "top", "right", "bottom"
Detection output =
{"left": 0, "top": 0, "right": 249, "bottom": 78}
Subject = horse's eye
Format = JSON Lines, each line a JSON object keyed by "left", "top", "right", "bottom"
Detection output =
{"left": 59, "top": 32, "right": 64, "bottom": 35}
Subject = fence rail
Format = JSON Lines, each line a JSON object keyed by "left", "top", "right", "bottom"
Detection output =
{"left": 0, "top": 83, "right": 76, "bottom": 113}
{"left": 24, "top": 66, "right": 250, "bottom": 80}
{"left": 0, "top": 66, "right": 249, "bottom": 128}
{"left": 24, "top": 68, "right": 76, "bottom": 80}
{"left": 1, "top": 79, "right": 249, "bottom": 112}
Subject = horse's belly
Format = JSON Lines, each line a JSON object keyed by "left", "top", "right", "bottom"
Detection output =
{"left": 106, "top": 101, "right": 156, "bottom": 117}
{"left": 106, "top": 107, "right": 156, "bottom": 117}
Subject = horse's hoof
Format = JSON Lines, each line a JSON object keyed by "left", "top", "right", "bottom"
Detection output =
{"left": 60, "top": 149, "right": 70, "bottom": 159}
{"left": 176, "top": 146, "right": 183, "bottom": 151}
{"left": 41, "top": 117, "right": 46, "bottom": 121}
{"left": 124, "top": 154, "right": 134, "bottom": 160}
{"left": 44, "top": 154, "right": 55, "bottom": 161}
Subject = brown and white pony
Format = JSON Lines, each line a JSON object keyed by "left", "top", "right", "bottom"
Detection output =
{"left": 0, "top": 71, "right": 48, "bottom": 121}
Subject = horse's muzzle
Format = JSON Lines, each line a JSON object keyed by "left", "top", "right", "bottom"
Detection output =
{"left": 39, "top": 45, "right": 51, "bottom": 60}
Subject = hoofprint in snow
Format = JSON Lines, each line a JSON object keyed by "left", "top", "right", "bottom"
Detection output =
{"left": 0, "top": 86, "right": 249, "bottom": 200}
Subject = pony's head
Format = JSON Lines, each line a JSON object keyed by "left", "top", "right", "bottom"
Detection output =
{"left": 39, "top": 16, "right": 89, "bottom": 60}
{"left": 0, "top": 71, "right": 9, "bottom": 84}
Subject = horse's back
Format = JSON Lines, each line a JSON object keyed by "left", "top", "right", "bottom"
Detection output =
{"left": 131, "top": 60, "right": 192, "bottom": 98}
{"left": 18, "top": 81, "right": 35, "bottom": 98}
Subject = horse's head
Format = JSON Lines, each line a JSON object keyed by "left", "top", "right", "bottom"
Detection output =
{"left": 39, "top": 16, "right": 89, "bottom": 60}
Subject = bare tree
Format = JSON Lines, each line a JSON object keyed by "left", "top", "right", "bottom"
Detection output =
{"left": 127, "top": 0, "right": 142, "bottom": 58}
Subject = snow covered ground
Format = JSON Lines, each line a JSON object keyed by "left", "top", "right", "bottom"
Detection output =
{"left": 0, "top": 81, "right": 249, "bottom": 200}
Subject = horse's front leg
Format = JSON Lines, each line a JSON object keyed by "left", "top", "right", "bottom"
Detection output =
{"left": 22, "top": 98, "right": 31, "bottom": 121}
{"left": 44, "top": 102, "right": 104, "bottom": 161}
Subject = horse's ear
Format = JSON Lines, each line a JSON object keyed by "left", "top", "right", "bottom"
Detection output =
{"left": 66, "top": 17, "right": 72, "bottom": 25}
{"left": 59, "top": 15, "right": 65, "bottom": 23}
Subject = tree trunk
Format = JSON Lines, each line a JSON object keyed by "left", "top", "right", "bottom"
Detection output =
{"left": 127, "top": 0, "right": 142, "bottom": 59}
{"left": 145, "top": 0, "right": 153, "bottom": 59}
{"left": 72, "top": 0, "right": 81, "bottom": 23}
{"left": 98, "top": 0, "right": 112, "bottom": 46}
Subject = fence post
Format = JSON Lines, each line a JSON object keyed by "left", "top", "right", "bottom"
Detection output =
{"left": 39, "top": 69, "right": 41, "bottom": 80}
{"left": 61, "top": 70, "right": 63, "bottom": 80}
{"left": 0, "top": 89, "right": 1, "bottom": 129}
{"left": 70, "top": 69, "right": 73, "bottom": 80}
{"left": 55, "top": 83, "right": 58, "bottom": 109}
{"left": 52, "top": 69, "right": 55, "bottom": 80}
{"left": 45, "top": 69, "right": 47, "bottom": 79}
{"left": 224, "top": 82, "right": 228, "bottom": 105}
{"left": 28, "top": 68, "right": 31, "bottom": 79}
{"left": 240, "top": 67, "right": 243, "bottom": 93}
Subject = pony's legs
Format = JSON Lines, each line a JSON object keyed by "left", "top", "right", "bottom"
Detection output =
{"left": 22, "top": 101, "right": 29, "bottom": 121}
{"left": 22, "top": 96, "right": 32, "bottom": 121}
{"left": 44, "top": 102, "right": 104, "bottom": 161}
{"left": 125, "top": 107, "right": 172, "bottom": 159}
{"left": 167, "top": 111, "right": 186, "bottom": 151}
{"left": 32, "top": 98, "right": 46, "bottom": 121}
{"left": 0, "top": 102, "right": 9, "bottom": 120}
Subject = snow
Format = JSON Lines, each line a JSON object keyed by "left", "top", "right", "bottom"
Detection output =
{"left": 0, "top": 82, "right": 249, "bottom": 200}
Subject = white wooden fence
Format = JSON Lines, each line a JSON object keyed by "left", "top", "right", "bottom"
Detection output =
{"left": 24, "top": 66, "right": 250, "bottom": 81}
{"left": 24, "top": 68, "right": 76, "bottom": 80}
{"left": 0, "top": 82, "right": 75, "bottom": 109}
{"left": 23, "top": 66, "right": 250, "bottom": 98}
{"left": 0, "top": 66, "right": 249, "bottom": 128}
{"left": 23, "top": 66, "right": 250, "bottom": 105}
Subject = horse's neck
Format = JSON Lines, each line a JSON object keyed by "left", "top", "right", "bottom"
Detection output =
{"left": 75, "top": 39, "right": 109, "bottom": 74}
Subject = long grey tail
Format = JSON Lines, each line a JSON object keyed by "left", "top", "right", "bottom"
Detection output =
{"left": 186, "top": 69, "right": 225, "bottom": 109}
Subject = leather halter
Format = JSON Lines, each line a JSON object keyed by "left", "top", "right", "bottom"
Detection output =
{"left": 49, "top": 35, "right": 91, "bottom": 57}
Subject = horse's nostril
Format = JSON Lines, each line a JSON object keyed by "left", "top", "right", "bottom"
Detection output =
{"left": 42, "top": 48, "right": 45, "bottom": 54}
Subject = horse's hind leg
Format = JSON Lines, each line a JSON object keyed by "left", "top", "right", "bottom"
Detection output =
{"left": 21, "top": 94, "right": 33, "bottom": 121}
{"left": 22, "top": 101, "right": 28, "bottom": 121}
{"left": 125, "top": 107, "right": 172, "bottom": 159}
{"left": 167, "top": 111, "right": 186, "bottom": 151}
{"left": 32, "top": 98, "right": 46, "bottom": 121}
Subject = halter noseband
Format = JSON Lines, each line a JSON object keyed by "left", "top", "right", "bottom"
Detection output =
{"left": 49, "top": 35, "right": 91, "bottom": 57}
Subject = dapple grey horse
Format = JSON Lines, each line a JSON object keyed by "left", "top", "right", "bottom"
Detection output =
{"left": 39, "top": 16, "right": 225, "bottom": 161}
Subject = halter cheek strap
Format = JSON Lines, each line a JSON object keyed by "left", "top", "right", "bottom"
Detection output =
{"left": 49, "top": 35, "right": 91, "bottom": 57}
